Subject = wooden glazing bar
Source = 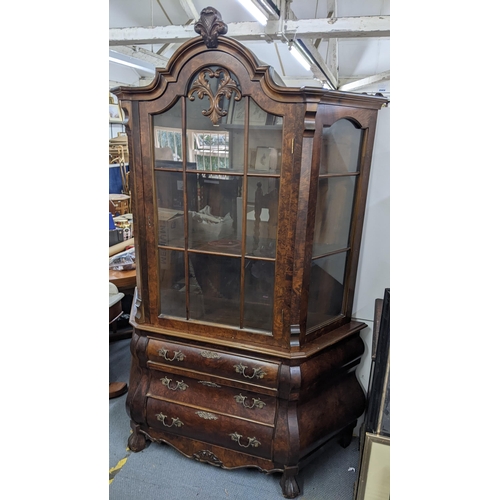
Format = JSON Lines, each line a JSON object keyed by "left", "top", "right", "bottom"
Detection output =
{"left": 181, "top": 96, "right": 190, "bottom": 320}
{"left": 239, "top": 97, "right": 250, "bottom": 329}
{"left": 311, "top": 247, "right": 351, "bottom": 261}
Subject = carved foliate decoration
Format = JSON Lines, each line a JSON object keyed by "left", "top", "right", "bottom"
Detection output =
{"left": 188, "top": 67, "right": 242, "bottom": 125}
{"left": 193, "top": 450, "right": 223, "bottom": 466}
{"left": 194, "top": 7, "right": 227, "bottom": 48}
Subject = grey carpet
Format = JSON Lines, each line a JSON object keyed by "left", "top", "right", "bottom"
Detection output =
{"left": 109, "top": 338, "right": 361, "bottom": 500}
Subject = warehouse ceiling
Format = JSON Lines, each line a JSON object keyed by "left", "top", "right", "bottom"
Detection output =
{"left": 109, "top": 0, "right": 390, "bottom": 96}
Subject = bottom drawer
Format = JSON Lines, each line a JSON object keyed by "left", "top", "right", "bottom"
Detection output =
{"left": 146, "top": 397, "right": 273, "bottom": 459}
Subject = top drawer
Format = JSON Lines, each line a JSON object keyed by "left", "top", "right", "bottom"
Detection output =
{"left": 147, "top": 338, "right": 280, "bottom": 389}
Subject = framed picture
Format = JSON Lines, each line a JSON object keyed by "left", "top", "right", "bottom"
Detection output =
{"left": 229, "top": 98, "right": 245, "bottom": 125}
{"left": 354, "top": 433, "right": 390, "bottom": 500}
{"left": 228, "top": 98, "right": 270, "bottom": 126}
{"left": 249, "top": 99, "right": 268, "bottom": 126}
{"left": 109, "top": 103, "right": 124, "bottom": 123}
{"left": 365, "top": 288, "right": 390, "bottom": 436}
{"left": 255, "top": 147, "right": 271, "bottom": 171}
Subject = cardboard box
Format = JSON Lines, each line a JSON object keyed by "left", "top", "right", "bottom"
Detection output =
{"left": 158, "top": 208, "right": 185, "bottom": 247}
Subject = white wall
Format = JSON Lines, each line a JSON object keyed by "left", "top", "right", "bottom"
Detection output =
{"left": 352, "top": 105, "right": 390, "bottom": 433}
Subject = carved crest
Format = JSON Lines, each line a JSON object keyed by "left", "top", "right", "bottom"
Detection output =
{"left": 187, "top": 67, "right": 242, "bottom": 125}
{"left": 194, "top": 6, "right": 228, "bottom": 48}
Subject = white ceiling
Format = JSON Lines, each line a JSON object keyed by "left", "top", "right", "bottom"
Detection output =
{"left": 109, "top": 0, "right": 390, "bottom": 96}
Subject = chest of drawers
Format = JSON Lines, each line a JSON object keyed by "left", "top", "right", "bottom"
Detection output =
{"left": 126, "top": 324, "right": 366, "bottom": 498}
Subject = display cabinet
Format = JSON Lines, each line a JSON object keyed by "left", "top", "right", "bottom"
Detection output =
{"left": 112, "top": 7, "right": 388, "bottom": 498}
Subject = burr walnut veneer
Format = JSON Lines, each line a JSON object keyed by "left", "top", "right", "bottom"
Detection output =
{"left": 112, "top": 7, "right": 387, "bottom": 498}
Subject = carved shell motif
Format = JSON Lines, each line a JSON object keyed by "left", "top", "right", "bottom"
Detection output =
{"left": 187, "top": 67, "right": 242, "bottom": 125}
{"left": 194, "top": 6, "right": 228, "bottom": 48}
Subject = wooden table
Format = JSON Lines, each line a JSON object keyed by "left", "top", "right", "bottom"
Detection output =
{"left": 109, "top": 268, "right": 136, "bottom": 291}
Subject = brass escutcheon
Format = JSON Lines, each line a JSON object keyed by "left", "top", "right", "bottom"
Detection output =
{"left": 195, "top": 411, "right": 218, "bottom": 420}
{"left": 200, "top": 350, "right": 221, "bottom": 359}
{"left": 198, "top": 381, "right": 221, "bottom": 388}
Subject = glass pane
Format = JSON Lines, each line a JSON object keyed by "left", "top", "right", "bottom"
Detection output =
{"left": 248, "top": 98, "right": 282, "bottom": 174}
{"left": 189, "top": 131, "right": 229, "bottom": 171}
{"left": 156, "top": 171, "right": 185, "bottom": 248}
{"left": 320, "top": 119, "right": 362, "bottom": 174}
{"left": 307, "top": 252, "right": 347, "bottom": 331}
{"left": 244, "top": 176, "right": 279, "bottom": 258}
{"left": 186, "top": 66, "right": 237, "bottom": 173}
{"left": 187, "top": 173, "right": 241, "bottom": 254}
{"left": 312, "top": 176, "right": 356, "bottom": 257}
{"left": 159, "top": 249, "right": 186, "bottom": 318}
{"left": 225, "top": 96, "right": 245, "bottom": 171}
{"left": 188, "top": 253, "right": 241, "bottom": 326}
{"left": 244, "top": 258, "right": 274, "bottom": 331}
{"left": 153, "top": 99, "right": 183, "bottom": 170}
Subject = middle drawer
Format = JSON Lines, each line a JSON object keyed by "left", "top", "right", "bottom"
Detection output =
{"left": 147, "top": 368, "right": 277, "bottom": 426}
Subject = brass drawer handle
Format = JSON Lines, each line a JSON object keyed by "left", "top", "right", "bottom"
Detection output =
{"left": 156, "top": 413, "right": 184, "bottom": 428}
{"left": 234, "top": 363, "right": 267, "bottom": 380}
{"left": 158, "top": 348, "right": 186, "bottom": 362}
{"left": 229, "top": 432, "right": 261, "bottom": 448}
{"left": 234, "top": 394, "right": 266, "bottom": 410}
{"left": 160, "top": 376, "right": 188, "bottom": 391}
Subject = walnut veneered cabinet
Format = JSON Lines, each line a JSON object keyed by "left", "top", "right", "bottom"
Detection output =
{"left": 112, "top": 7, "right": 387, "bottom": 498}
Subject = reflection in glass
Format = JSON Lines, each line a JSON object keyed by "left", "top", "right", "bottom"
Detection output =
{"left": 153, "top": 99, "right": 183, "bottom": 169}
{"left": 244, "top": 258, "right": 274, "bottom": 331}
{"left": 187, "top": 173, "right": 241, "bottom": 254}
{"left": 248, "top": 98, "right": 282, "bottom": 174}
{"left": 159, "top": 249, "right": 186, "bottom": 318}
{"left": 156, "top": 170, "right": 197, "bottom": 247}
{"left": 190, "top": 131, "right": 229, "bottom": 171}
{"left": 307, "top": 252, "right": 347, "bottom": 331}
{"left": 243, "top": 176, "right": 279, "bottom": 258}
{"left": 320, "top": 119, "right": 362, "bottom": 174}
{"left": 312, "top": 176, "right": 356, "bottom": 257}
{"left": 188, "top": 253, "right": 241, "bottom": 326}
{"left": 231, "top": 97, "right": 246, "bottom": 125}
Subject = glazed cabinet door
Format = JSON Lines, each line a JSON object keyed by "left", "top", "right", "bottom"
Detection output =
{"left": 151, "top": 66, "right": 283, "bottom": 334}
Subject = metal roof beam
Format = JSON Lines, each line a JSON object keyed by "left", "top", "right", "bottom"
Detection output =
{"left": 111, "top": 46, "right": 170, "bottom": 68}
{"left": 109, "top": 16, "right": 390, "bottom": 46}
{"left": 338, "top": 71, "right": 390, "bottom": 91}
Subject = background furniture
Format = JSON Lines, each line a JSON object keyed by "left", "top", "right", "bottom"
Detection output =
{"left": 354, "top": 289, "right": 390, "bottom": 500}
{"left": 112, "top": 7, "right": 387, "bottom": 498}
{"left": 109, "top": 282, "right": 128, "bottom": 398}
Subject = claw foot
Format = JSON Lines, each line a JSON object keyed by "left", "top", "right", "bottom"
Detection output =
{"left": 280, "top": 467, "right": 300, "bottom": 498}
{"left": 128, "top": 422, "right": 148, "bottom": 452}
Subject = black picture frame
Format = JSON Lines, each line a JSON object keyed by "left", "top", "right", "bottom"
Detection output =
{"left": 365, "top": 288, "right": 390, "bottom": 436}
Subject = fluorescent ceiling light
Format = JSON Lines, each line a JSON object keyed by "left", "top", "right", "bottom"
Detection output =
{"left": 290, "top": 45, "right": 311, "bottom": 71}
{"left": 236, "top": 0, "right": 268, "bottom": 26}
{"left": 109, "top": 52, "right": 156, "bottom": 74}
